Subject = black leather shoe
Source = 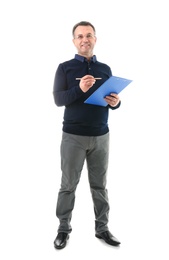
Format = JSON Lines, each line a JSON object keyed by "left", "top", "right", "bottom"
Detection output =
{"left": 54, "top": 232, "right": 69, "bottom": 249}
{"left": 95, "top": 231, "right": 120, "bottom": 246}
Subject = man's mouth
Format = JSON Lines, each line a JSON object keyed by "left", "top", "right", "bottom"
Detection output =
{"left": 81, "top": 43, "right": 90, "bottom": 47}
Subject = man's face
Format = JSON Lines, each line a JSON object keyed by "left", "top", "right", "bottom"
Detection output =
{"left": 72, "top": 25, "right": 97, "bottom": 57}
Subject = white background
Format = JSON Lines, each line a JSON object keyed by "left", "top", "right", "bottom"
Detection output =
{"left": 0, "top": 0, "right": 169, "bottom": 259}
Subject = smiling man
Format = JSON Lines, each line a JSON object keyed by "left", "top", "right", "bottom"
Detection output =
{"left": 53, "top": 21, "right": 121, "bottom": 249}
{"left": 73, "top": 24, "right": 96, "bottom": 59}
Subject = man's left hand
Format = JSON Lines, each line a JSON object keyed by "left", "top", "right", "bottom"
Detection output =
{"left": 104, "top": 93, "right": 120, "bottom": 107}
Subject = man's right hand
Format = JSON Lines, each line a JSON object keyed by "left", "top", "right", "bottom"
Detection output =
{"left": 79, "top": 75, "right": 96, "bottom": 92}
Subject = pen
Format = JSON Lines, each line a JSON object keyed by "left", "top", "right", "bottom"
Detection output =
{"left": 76, "top": 77, "right": 102, "bottom": 80}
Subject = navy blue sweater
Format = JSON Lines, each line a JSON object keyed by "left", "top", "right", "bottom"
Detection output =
{"left": 53, "top": 54, "right": 121, "bottom": 136}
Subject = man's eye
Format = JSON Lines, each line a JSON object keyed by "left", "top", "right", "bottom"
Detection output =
{"left": 77, "top": 35, "right": 83, "bottom": 39}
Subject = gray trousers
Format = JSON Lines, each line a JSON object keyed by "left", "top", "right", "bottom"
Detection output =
{"left": 56, "top": 132, "right": 110, "bottom": 234}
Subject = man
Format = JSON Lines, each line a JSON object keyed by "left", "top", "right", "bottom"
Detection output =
{"left": 53, "top": 21, "right": 121, "bottom": 249}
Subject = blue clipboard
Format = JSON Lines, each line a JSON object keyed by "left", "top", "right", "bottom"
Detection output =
{"left": 84, "top": 76, "right": 132, "bottom": 107}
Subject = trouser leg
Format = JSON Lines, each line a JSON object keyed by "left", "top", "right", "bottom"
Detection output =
{"left": 86, "top": 133, "right": 110, "bottom": 233}
{"left": 56, "top": 132, "right": 86, "bottom": 233}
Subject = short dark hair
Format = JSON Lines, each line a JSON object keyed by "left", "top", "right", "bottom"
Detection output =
{"left": 72, "top": 21, "right": 96, "bottom": 36}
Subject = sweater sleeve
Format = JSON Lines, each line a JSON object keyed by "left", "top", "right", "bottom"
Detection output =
{"left": 53, "top": 64, "right": 83, "bottom": 107}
